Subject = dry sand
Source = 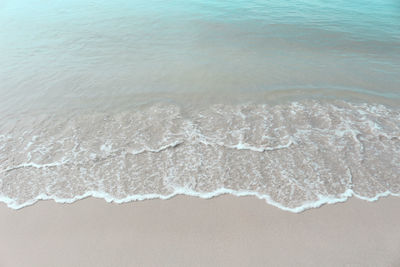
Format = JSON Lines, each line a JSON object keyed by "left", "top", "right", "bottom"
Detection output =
{"left": 0, "top": 196, "right": 399, "bottom": 267}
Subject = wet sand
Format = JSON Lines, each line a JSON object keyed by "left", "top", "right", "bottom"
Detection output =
{"left": 0, "top": 196, "right": 399, "bottom": 267}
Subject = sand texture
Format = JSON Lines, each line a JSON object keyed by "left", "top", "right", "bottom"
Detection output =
{"left": 0, "top": 196, "right": 399, "bottom": 267}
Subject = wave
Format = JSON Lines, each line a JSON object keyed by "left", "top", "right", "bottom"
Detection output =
{"left": 0, "top": 99, "right": 399, "bottom": 212}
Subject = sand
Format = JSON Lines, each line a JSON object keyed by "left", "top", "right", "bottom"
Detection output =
{"left": 0, "top": 196, "right": 399, "bottom": 267}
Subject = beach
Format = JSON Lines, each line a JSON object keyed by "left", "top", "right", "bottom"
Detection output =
{"left": 1, "top": 0, "right": 399, "bottom": 265}
{"left": 1, "top": 195, "right": 399, "bottom": 267}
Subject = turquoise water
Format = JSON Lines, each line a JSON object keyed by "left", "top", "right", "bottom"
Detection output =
{"left": 1, "top": 0, "right": 399, "bottom": 115}
{"left": 0, "top": 0, "right": 399, "bottom": 210}
{"left": 3, "top": 0, "right": 400, "bottom": 36}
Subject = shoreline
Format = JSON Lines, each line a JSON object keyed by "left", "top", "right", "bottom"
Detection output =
{"left": 1, "top": 188, "right": 399, "bottom": 213}
{"left": 2, "top": 99, "right": 399, "bottom": 212}
{"left": 1, "top": 195, "right": 399, "bottom": 267}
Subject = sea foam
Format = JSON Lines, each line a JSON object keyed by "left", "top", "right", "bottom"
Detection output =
{"left": 1, "top": 100, "right": 399, "bottom": 212}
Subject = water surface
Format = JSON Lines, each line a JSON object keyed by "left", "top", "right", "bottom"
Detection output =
{"left": 0, "top": 0, "right": 399, "bottom": 211}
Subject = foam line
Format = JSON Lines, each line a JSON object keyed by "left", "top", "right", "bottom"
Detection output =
{"left": 1, "top": 187, "right": 398, "bottom": 213}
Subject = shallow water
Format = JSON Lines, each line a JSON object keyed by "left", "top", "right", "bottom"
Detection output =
{"left": 0, "top": 0, "right": 399, "bottom": 211}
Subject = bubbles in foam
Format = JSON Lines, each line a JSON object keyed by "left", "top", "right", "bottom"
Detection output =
{"left": 0, "top": 100, "right": 399, "bottom": 212}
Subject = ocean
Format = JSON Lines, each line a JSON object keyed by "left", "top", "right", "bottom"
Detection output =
{"left": 0, "top": 0, "right": 399, "bottom": 211}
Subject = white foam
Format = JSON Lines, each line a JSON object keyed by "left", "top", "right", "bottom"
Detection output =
{"left": 0, "top": 186, "right": 398, "bottom": 213}
{"left": 2, "top": 160, "right": 69, "bottom": 173}
{"left": 224, "top": 138, "right": 295, "bottom": 152}
{"left": 129, "top": 140, "right": 184, "bottom": 155}
{"left": 1, "top": 100, "right": 399, "bottom": 212}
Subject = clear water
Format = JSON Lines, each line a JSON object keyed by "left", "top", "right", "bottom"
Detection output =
{"left": 0, "top": 0, "right": 399, "bottom": 211}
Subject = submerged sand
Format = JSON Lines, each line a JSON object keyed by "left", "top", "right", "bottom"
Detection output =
{"left": 0, "top": 195, "right": 399, "bottom": 267}
{"left": 2, "top": 99, "right": 399, "bottom": 211}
